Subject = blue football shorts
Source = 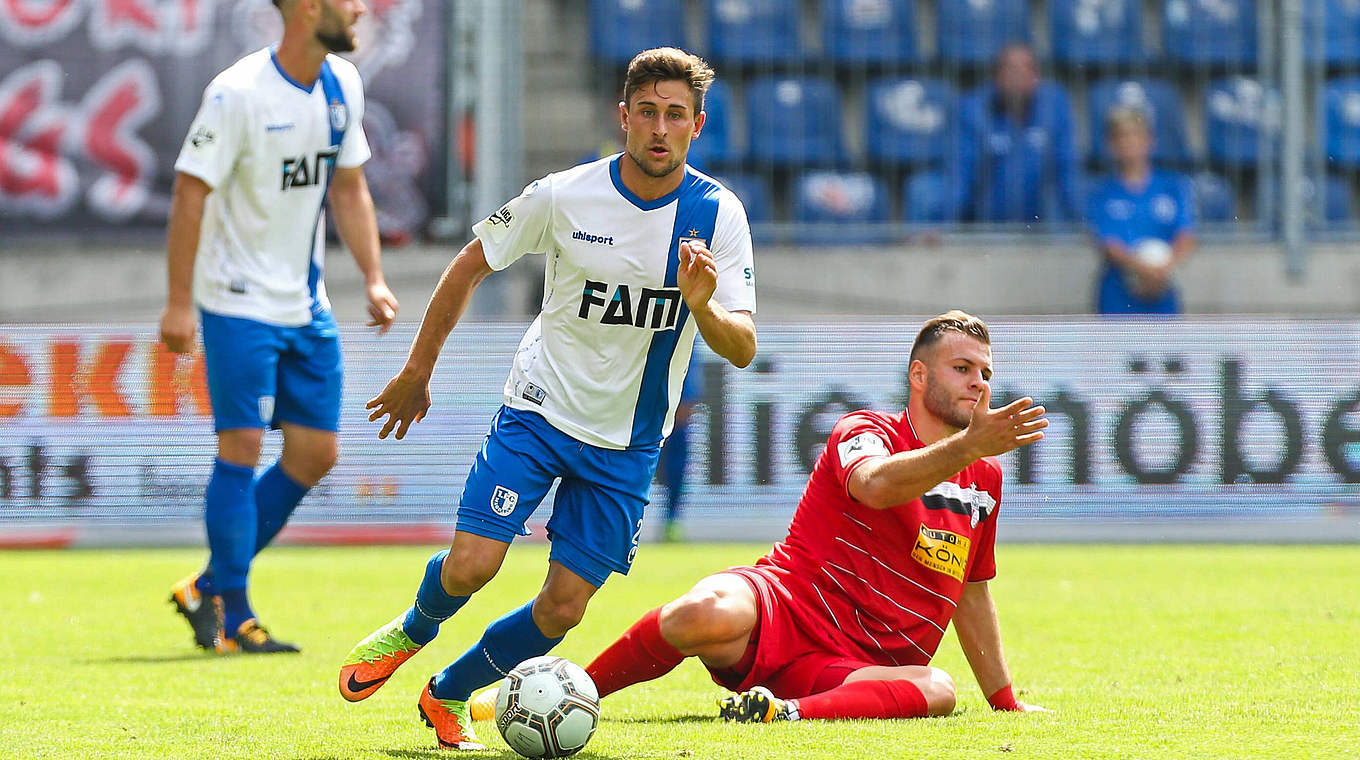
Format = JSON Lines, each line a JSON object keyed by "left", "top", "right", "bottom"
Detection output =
{"left": 200, "top": 309, "right": 343, "bottom": 433}
{"left": 455, "top": 406, "right": 662, "bottom": 588}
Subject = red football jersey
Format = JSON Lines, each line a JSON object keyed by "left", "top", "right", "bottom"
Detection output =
{"left": 757, "top": 409, "right": 1003, "bottom": 667}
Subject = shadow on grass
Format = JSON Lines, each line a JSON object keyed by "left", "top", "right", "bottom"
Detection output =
{"left": 79, "top": 652, "right": 222, "bottom": 665}
{"left": 602, "top": 713, "right": 714, "bottom": 725}
{"left": 380, "top": 748, "right": 622, "bottom": 760}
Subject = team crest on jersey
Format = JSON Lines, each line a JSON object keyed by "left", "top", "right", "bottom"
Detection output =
{"left": 329, "top": 100, "right": 349, "bottom": 133}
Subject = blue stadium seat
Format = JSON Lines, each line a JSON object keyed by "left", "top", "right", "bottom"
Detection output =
{"left": 713, "top": 173, "right": 773, "bottom": 224}
{"left": 1087, "top": 79, "right": 1191, "bottom": 165}
{"left": 866, "top": 78, "right": 956, "bottom": 166}
{"left": 793, "top": 171, "right": 891, "bottom": 243}
{"left": 937, "top": 0, "right": 1028, "bottom": 65}
{"left": 1303, "top": 0, "right": 1360, "bottom": 66}
{"left": 1322, "top": 77, "right": 1360, "bottom": 168}
{"left": 1162, "top": 0, "right": 1257, "bottom": 65}
{"left": 1204, "top": 77, "right": 1280, "bottom": 165}
{"left": 686, "top": 79, "right": 735, "bottom": 172}
{"left": 589, "top": 0, "right": 688, "bottom": 65}
{"left": 902, "top": 171, "right": 952, "bottom": 223}
{"left": 1051, "top": 0, "right": 1145, "bottom": 66}
{"left": 1303, "top": 175, "right": 1355, "bottom": 228}
{"left": 1190, "top": 172, "right": 1236, "bottom": 223}
{"left": 745, "top": 77, "right": 842, "bottom": 167}
{"left": 705, "top": 0, "right": 803, "bottom": 66}
{"left": 822, "top": 0, "right": 918, "bottom": 67}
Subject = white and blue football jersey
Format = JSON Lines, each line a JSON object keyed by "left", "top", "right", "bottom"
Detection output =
{"left": 175, "top": 48, "right": 370, "bottom": 327}
{"left": 472, "top": 155, "right": 756, "bottom": 450}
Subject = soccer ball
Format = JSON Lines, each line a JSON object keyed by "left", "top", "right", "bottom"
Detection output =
{"left": 494, "top": 656, "right": 600, "bottom": 758}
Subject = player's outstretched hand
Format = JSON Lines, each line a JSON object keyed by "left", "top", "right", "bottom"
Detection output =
{"left": 677, "top": 240, "right": 717, "bottom": 311}
{"left": 366, "top": 280, "right": 399, "bottom": 334}
{"left": 962, "top": 384, "right": 1048, "bottom": 459}
{"left": 366, "top": 367, "right": 430, "bottom": 440}
{"left": 159, "top": 304, "right": 197, "bottom": 355}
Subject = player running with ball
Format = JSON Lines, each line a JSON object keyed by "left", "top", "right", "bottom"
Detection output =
{"left": 338, "top": 47, "right": 757, "bottom": 750}
{"left": 561, "top": 311, "right": 1050, "bottom": 721}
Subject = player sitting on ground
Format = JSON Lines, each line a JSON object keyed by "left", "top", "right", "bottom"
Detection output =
{"left": 475, "top": 311, "right": 1048, "bottom": 721}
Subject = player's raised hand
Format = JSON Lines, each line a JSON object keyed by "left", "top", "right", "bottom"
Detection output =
{"left": 677, "top": 240, "right": 717, "bottom": 311}
{"left": 159, "top": 304, "right": 197, "bottom": 354}
{"left": 366, "top": 367, "right": 430, "bottom": 440}
{"left": 366, "top": 280, "right": 399, "bottom": 334}
{"left": 962, "top": 384, "right": 1048, "bottom": 458}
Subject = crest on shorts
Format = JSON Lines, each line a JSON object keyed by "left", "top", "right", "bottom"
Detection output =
{"left": 490, "top": 486, "right": 519, "bottom": 517}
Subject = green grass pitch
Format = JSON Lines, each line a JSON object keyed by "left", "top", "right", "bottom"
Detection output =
{"left": 1, "top": 542, "right": 1356, "bottom": 759}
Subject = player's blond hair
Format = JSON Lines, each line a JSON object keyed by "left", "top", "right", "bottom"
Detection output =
{"left": 909, "top": 310, "right": 991, "bottom": 364}
{"left": 623, "top": 47, "right": 716, "bottom": 114}
{"left": 1106, "top": 105, "right": 1151, "bottom": 137}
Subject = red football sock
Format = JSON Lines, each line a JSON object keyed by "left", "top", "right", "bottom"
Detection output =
{"left": 585, "top": 607, "right": 686, "bottom": 699}
{"left": 790, "top": 679, "right": 929, "bottom": 720}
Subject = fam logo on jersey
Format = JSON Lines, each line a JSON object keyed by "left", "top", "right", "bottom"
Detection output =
{"left": 578, "top": 280, "right": 683, "bottom": 330}
{"left": 189, "top": 125, "right": 215, "bottom": 148}
{"left": 911, "top": 525, "right": 971, "bottom": 582}
{"left": 836, "top": 432, "right": 889, "bottom": 469}
{"left": 280, "top": 147, "right": 339, "bottom": 190}
{"left": 490, "top": 486, "right": 519, "bottom": 517}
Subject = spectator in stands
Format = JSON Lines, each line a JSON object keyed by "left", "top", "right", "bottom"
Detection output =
{"left": 947, "top": 43, "right": 1080, "bottom": 224}
{"left": 1087, "top": 107, "right": 1196, "bottom": 315}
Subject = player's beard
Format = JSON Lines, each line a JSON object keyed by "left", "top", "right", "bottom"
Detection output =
{"left": 922, "top": 375, "right": 974, "bottom": 431}
{"left": 626, "top": 144, "right": 684, "bottom": 178}
{"left": 315, "top": 6, "right": 357, "bottom": 53}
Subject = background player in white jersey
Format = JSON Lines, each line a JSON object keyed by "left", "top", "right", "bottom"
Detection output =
{"left": 337, "top": 47, "right": 757, "bottom": 750}
{"left": 161, "top": 0, "right": 398, "bottom": 655}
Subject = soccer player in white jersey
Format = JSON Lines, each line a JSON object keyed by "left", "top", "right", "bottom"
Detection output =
{"left": 161, "top": 0, "right": 398, "bottom": 655}
{"left": 338, "top": 47, "right": 757, "bottom": 750}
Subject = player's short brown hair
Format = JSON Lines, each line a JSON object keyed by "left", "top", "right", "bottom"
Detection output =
{"left": 623, "top": 47, "right": 716, "bottom": 114}
{"left": 909, "top": 310, "right": 991, "bottom": 364}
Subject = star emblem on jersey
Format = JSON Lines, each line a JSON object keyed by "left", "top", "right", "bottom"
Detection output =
{"left": 687, "top": 228, "right": 700, "bottom": 237}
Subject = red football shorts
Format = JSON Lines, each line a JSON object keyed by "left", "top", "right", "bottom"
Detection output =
{"left": 704, "top": 565, "right": 873, "bottom": 700}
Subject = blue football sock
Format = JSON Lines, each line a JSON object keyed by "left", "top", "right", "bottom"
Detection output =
{"left": 204, "top": 458, "right": 257, "bottom": 633}
{"left": 204, "top": 458, "right": 257, "bottom": 592}
{"left": 253, "top": 461, "right": 308, "bottom": 554}
{"left": 220, "top": 587, "right": 255, "bottom": 637}
{"left": 402, "top": 550, "right": 470, "bottom": 645}
{"left": 431, "top": 600, "right": 563, "bottom": 702}
{"left": 194, "top": 569, "right": 216, "bottom": 597}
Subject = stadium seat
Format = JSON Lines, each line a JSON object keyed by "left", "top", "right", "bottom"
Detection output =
{"left": 705, "top": 0, "right": 803, "bottom": 66}
{"left": 1204, "top": 77, "right": 1280, "bottom": 165}
{"left": 1162, "top": 0, "right": 1257, "bottom": 66}
{"left": 1301, "top": 175, "right": 1355, "bottom": 228}
{"left": 1190, "top": 172, "right": 1236, "bottom": 222}
{"left": 713, "top": 173, "right": 773, "bottom": 224}
{"left": 902, "top": 171, "right": 953, "bottom": 223}
{"left": 744, "top": 77, "right": 842, "bottom": 167}
{"left": 866, "top": 78, "right": 956, "bottom": 166}
{"left": 1322, "top": 77, "right": 1360, "bottom": 168}
{"left": 1303, "top": 0, "right": 1360, "bottom": 66}
{"left": 687, "top": 79, "right": 735, "bottom": 172}
{"left": 589, "top": 0, "right": 688, "bottom": 65}
{"left": 1087, "top": 79, "right": 1191, "bottom": 165}
{"left": 792, "top": 171, "right": 891, "bottom": 243}
{"left": 822, "top": 0, "right": 918, "bottom": 67}
{"left": 936, "top": 0, "right": 1029, "bottom": 66}
{"left": 1050, "top": 0, "right": 1145, "bottom": 66}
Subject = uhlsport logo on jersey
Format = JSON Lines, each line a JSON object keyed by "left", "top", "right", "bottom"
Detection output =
{"left": 572, "top": 229, "right": 614, "bottom": 245}
{"left": 911, "top": 525, "right": 971, "bottom": 582}
{"left": 490, "top": 486, "right": 519, "bottom": 517}
{"left": 578, "top": 280, "right": 683, "bottom": 330}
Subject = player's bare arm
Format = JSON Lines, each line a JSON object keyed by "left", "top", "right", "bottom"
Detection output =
{"left": 851, "top": 384, "right": 1047, "bottom": 510}
{"left": 329, "top": 165, "right": 398, "bottom": 333}
{"left": 159, "top": 171, "right": 212, "bottom": 354}
{"left": 953, "top": 580, "right": 1049, "bottom": 712}
{"left": 677, "top": 240, "right": 756, "bottom": 368}
{"left": 367, "top": 238, "right": 493, "bottom": 439}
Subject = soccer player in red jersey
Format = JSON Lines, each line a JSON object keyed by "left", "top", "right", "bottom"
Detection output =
{"left": 582, "top": 310, "right": 1049, "bottom": 720}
